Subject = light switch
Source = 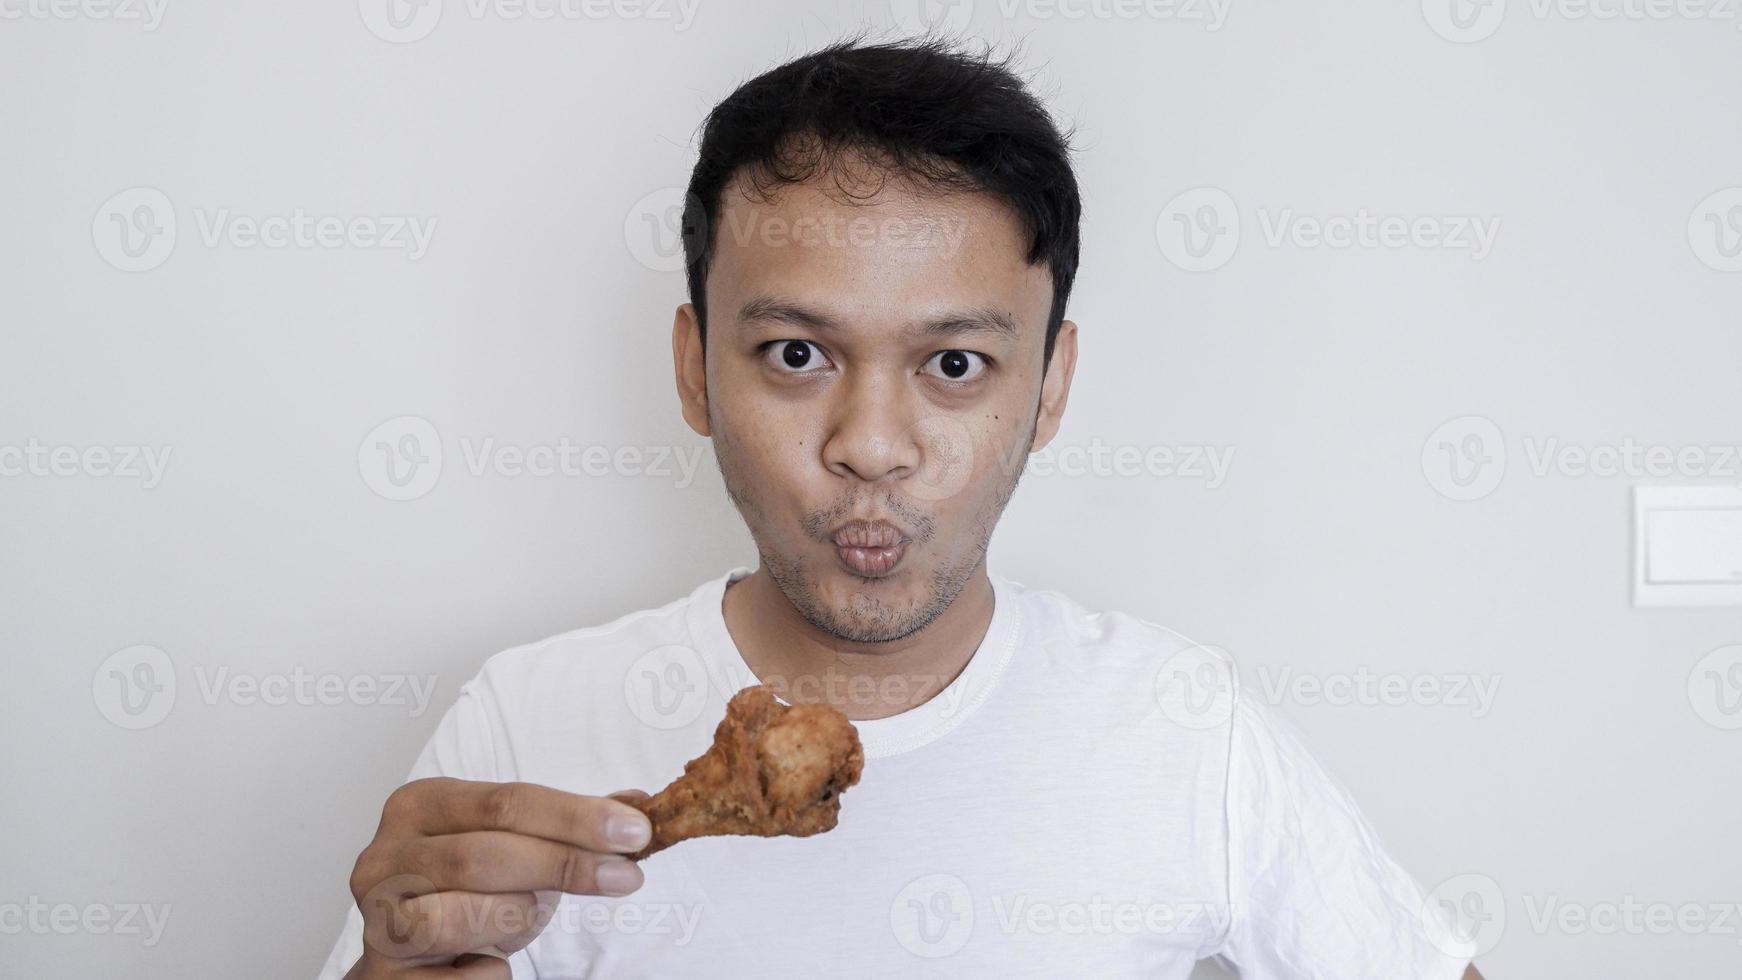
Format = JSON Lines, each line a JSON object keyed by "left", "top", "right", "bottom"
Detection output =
{"left": 1634, "top": 486, "right": 1742, "bottom": 607}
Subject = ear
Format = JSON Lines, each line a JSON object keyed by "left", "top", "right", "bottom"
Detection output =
{"left": 673, "top": 303, "right": 710, "bottom": 437}
{"left": 1030, "top": 319, "right": 1078, "bottom": 452}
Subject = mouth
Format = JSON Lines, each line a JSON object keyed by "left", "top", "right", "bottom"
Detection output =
{"left": 830, "top": 520, "right": 910, "bottom": 580}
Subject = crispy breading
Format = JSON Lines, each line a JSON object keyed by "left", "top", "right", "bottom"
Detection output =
{"left": 630, "top": 685, "right": 864, "bottom": 860}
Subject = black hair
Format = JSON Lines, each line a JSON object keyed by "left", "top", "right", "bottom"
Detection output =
{"left": 680, "top": 34, "right": 1081, "bottom": 370}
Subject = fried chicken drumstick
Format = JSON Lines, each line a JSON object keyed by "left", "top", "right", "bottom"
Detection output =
{"left": 629, "top": 685, "right": 864, "bottom": 861}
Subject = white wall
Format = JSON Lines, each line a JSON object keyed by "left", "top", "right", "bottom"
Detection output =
{"left": 2, "top": 3, "right": 1738, "bottom": 978}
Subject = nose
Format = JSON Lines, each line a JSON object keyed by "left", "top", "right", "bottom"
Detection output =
{"left": 820, "top": 370, "right": 921, "bottom": 486}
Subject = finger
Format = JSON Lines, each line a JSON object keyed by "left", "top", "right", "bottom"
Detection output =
{"left": 520, "top": 889, "right": 565, "bottom": 953}
{"left": 390, "top": 779, "right": 652, "bottom": 854}
{"left": 447, "top": 954, "right": 513, "bottom": 978}
{"left": 396, "top": 832, "right": 646, "bottom": 895}
{"left": 383, "top": 953, "right": 512, "bottom": 979}
{"left": 607, "top": 789, "right": 651, "bottom": 805}
{"left": 363, "top": 890, "right": 551, "bottom": 961}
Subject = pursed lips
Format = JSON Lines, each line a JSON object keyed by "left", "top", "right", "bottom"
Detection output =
{"left": 830, "top": 519, "right": 910, "bottom": 578}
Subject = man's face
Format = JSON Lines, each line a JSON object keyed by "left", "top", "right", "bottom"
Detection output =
{"left": 675, "top": 165, "right": 1075, "bottom": 645}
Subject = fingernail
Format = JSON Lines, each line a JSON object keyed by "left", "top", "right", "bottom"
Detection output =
{"left": 607, "top": 813, "right": 651, "bottom": 850}
{"left": 595, "top": 859, "right": 642, "bottom": 896}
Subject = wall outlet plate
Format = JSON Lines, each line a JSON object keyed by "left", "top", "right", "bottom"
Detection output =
{"left": 1634, "top": 485, "right": 1742, "bottom": 607}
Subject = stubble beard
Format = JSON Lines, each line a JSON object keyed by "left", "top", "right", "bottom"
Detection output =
{"left": 711, "top": 407, "right": 1037, "bottom": 646}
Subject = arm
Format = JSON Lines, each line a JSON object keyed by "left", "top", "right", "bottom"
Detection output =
{"left": 1210, "top": 688, "right": 1486, "bottom": 980}
{"left": 342, "top": 779, "right": 652, "bottom": 978}
{"left": 315, "top": 685, "right": 653, "bottom": 979}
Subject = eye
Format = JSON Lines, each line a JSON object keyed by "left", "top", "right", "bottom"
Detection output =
{"left": 761, "top": 340, "right": 830, "bottom": 375}
{"left": 921, "top": 350, "right": 989, "bottom": 384}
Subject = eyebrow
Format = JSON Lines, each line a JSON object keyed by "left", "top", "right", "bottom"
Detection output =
{"left": 736, "top": 295, "right": 1018, "bottom": 341}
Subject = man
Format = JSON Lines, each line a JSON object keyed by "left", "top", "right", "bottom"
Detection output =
{"left": 321, "top": 37, "right": 1483, "bottom": 980}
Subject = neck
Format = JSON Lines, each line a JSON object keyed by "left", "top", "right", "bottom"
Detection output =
{"left": 720, "top": 564, "right": 996, "bottom": 721}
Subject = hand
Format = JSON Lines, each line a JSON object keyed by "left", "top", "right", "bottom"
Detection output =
{"left": 344, "top": 778, "right": 652, "bottom": 978}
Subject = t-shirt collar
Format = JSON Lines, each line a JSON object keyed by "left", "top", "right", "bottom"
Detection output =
{"left": 682, "top": 564, "right": 1022, "bottom": 758}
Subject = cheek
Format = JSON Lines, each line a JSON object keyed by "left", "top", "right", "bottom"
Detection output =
{"left": 718, "top": 403, "right": 821, "bottom": 486}
{"left": 963, "top": 413, "right": 1032, "bottom": 499}
{"left": 903, "top": 416, "right": 1008, "bottom": 514}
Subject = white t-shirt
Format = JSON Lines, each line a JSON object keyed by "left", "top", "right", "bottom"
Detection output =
{"left": 317, "top": 565, "right": 1475, "bottom": 980}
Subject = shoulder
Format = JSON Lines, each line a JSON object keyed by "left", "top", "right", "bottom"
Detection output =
{"left": 997, "top": 573, "right": 1239, "bottom": 731}
{"left": 462, "top": 570, "right": 729, "bottom": 716}
{"left": 406, "top": 568, "right": 743, "bottom": 788}
{"left": 1000, "top": 572, "right": 1226, "bottom": 680}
